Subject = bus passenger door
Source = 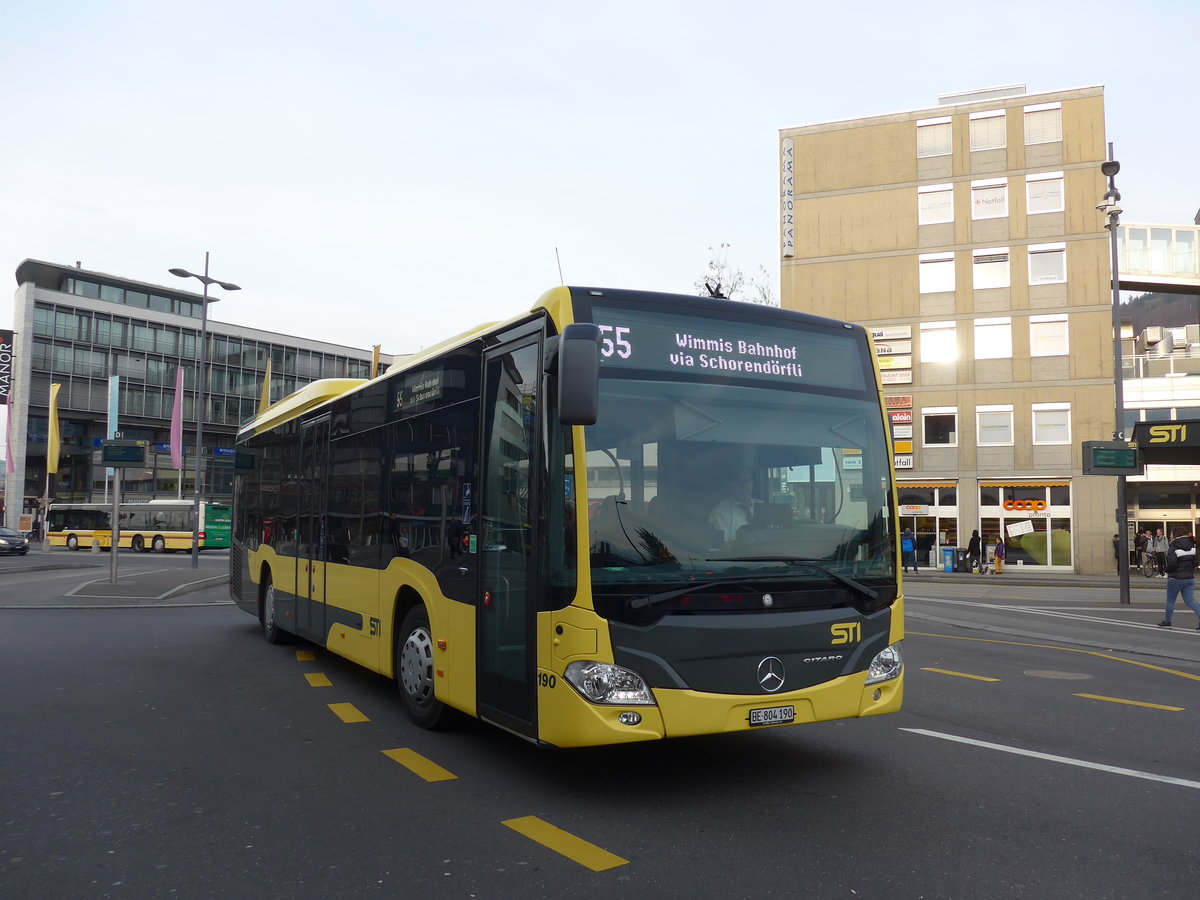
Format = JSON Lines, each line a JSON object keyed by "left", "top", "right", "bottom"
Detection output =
{"left": 298, "top": 415, "right": 330, "bottom": 641}
{"left": 477, "top": 339, "right": 539, "bottom": 738}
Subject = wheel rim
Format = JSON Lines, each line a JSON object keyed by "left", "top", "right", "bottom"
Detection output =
{"left": 153, "top": 537, "right": 165, "bottom": 552}
{"left": 400, "top": 625, "right": 435, "bottom": 708}
{"left": 263, "top": 584, "right": 277, "bottom": 630}
{"left": 67, "top": 535, "right": 78, "bottom": 550}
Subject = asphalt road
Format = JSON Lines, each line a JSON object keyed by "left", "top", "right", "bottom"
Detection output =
{"left": 2, "top": 561, "right": 1198, "bottom": 899}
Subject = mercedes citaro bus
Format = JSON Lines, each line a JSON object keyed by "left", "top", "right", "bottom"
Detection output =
{"left": 229, "top": 287, "right": 904, "bottom": 747}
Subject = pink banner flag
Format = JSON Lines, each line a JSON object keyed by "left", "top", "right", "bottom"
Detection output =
{"left": 170, "top": 366, "right": 184, "bottom": 470}
{"left": 4, "top": 387, "right": 14, "bottom": 475}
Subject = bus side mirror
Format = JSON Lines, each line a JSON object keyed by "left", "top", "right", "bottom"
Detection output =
{"left": 557, "top": 323, "right": 601, "bottom": 425}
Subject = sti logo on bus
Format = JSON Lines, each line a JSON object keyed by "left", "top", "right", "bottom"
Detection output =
{"left": 1149, "top": 424, "right": 1187, "bottom": 443}
{"left": 830, "top": 622, "right": 862, "bottom": 645}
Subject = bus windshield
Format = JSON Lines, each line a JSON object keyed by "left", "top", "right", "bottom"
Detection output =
{"left": 579, "top": 370, "right": 895, "bottom": 614}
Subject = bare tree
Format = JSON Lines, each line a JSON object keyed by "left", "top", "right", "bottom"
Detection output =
{"left": 694, "top": 243, "right": 776, "bottom": 305}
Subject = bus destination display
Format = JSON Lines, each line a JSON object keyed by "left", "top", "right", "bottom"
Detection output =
{"left": 586, "top": 304, "right": 867, "bottom": 391}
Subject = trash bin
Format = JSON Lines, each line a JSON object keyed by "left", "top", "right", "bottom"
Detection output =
{"left": 942, "top": 547, "right": 955, "bottom": 573}
{"left": 955, "top": 548, "right": 969, "bottom": 573}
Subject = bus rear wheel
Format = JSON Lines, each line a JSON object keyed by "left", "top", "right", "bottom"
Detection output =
{"left": 131, "top": 535, "right": 145, "bottom": 552}
{"left": 260, "top": 575, "right": 289, "bottom": 644}
{"left": 152, "top": 536, "right": 166, "bottom": 553}
{"left": 66, "top": 534, "right": 79, "bottom": 551}
{"left": 397, "top": 605, "right": 448, "bottom": 729}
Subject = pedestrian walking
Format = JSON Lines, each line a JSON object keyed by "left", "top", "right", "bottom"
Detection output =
{"left": 1134, "top": 528, "right": 1150, "bottom": 570}
{"left": 967, "top": 530, "right": 982, "bottom": 574}
{"left": 901, "top": 528, "right": 917, "bottom": 574}
{"left": 1158, "top": 525, "right": 1200, "bottom": 628}
{"left": 993, "top": 535, "right": 1006, "bottom": 574}
{"left": 1112, "top": 533, "right": 1120, "bottom": 573}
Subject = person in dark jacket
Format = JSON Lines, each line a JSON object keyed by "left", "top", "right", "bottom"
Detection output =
{"left": 1158, "top": 526, "right": 1200, "bottom": 628}
{"left": 967, "top": 530, "right": 982, "bottom": 574}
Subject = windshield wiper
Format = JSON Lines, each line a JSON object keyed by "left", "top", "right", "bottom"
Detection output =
{"left": 706, "top": 557, "right": 879, "bottom": 604}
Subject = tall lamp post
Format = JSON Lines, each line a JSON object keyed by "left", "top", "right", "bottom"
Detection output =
{"left": 169, "top": 253, "right": 240, "bottom": 569}
{"left": 1097, "top": 144, "right": 1130, "bottom": 606}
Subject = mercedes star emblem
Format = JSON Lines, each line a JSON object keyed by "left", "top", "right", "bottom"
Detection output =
{"left": 757, "top": 656, "right": 786, "bottom": 693}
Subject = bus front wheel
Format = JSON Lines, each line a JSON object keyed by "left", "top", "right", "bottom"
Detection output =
{"left": 397, "top": 605, "right": 448, "bottom": 729}
{"left": 66, "top": 534, "right": 79, "bottom": 551}
{"left": 152, "top": 536, "right": 166, "bottom": 553}
{"left": 260, "top": 575, "right": 289, "bottom": 644}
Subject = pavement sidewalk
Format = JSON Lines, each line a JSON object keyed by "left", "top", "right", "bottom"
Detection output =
{"left": 1, "top": 553, "right": 229, "bottom": 607}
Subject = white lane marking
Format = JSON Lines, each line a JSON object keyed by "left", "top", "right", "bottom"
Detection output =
{"left": 908, "top": 595, "right": 1188, "bottom": 633}
{"left": 901, "top": 728, "right": 1200, "bottom": 790}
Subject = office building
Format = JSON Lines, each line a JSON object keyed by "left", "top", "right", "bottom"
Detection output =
{"left": 779, "top": 84, "right": 1138, "bottom": 573}
{"left": 4, "top": 259, "right": 393, "bottom": 530}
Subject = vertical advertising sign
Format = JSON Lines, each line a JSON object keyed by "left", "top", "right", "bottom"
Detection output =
{"left": 0, "top": 329, "right": 13, "bottom": 401}
{"left": 781, "top": 138, "right": 795, "bottom": 259}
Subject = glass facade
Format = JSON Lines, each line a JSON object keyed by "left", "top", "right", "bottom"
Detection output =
{"left": 15, "top": 271, "right": 378, "bottom": 508}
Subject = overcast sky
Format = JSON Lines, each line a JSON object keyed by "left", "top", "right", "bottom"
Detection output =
{"left": 3, "top": 0, "right": 1199, "bottom": 453}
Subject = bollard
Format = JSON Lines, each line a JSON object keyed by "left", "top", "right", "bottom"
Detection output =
{"left": 91, "top": 537, "right": 100, "bottom": 553}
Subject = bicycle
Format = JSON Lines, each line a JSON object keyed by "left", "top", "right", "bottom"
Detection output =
{"left": 1138, "top": 553, "right": 1158, "bottom": 578}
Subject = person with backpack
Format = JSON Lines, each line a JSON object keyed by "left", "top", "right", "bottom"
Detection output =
{"left": 901, "top": 528, "right": 917, "bottom": 574}
{"left": 1158, "top": 525, "right": 1200, "bottom": 628}
{"left": 967, "top": 530, "right": 982, "bottom": 575}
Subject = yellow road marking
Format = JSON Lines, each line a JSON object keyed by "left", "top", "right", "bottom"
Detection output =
{"left": 909, "top": 631, "right": 1200, "bottom": 682}
{"left": 382, "top": 748, "right": 457, "bottom": 782}
{"left": 1074, "top": 693, "right": 1184, "bottom": 712}
{"left": 502, "top": 816, "right": 628, "bottom": 871}
{"left": 328, "top": 702, "right": 369, "bottom": 723}
{"left": 921, "top": 667, "right": 1000, "bottom": 682}
{"left": 304, "top": 672, "right": 332, "bottom": 687}
{"left": 296, "top": 650, "right": 315, "bottom": 661}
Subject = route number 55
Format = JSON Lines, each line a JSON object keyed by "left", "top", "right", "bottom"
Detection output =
{"left": 598, "top": 325, "right": 632, "bottom": 359}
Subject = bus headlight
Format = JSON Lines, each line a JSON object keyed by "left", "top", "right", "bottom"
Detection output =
{"left": 564, "top": 661, "right": 657, "bottom": 706}
{"left": 865, "top": 643, "right": 903, "bottom": 685}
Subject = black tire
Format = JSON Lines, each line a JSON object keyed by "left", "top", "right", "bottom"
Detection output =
{"left": 260, "top": 574, "right": 289, "bottom": 644}
{"left": 152, "top": 535, "right": 166, "bottom": 553}
{"left": 131, "top": 534, "right": 145, "bottom": 552}
{"left": 66, "top": 534, "right": 79, "bottom": 551}
{"left": 397, "top": 605, "right": 448, "bottom": 729}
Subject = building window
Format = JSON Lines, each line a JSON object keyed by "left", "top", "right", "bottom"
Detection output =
{"left": 1029, "top": 242, "right": 1067, "bottom": 284}
{"left": 977, "top": 405, "right": 1014, "bottom": 446}
{"left": 971, "top": 178, "right": 1008, "bottom": 219}
{"left": 918, "top": 184, "right": 954, "bottom": 225}
{"left": 922, "top": 407, "right": 958, "bottom": 447}
{"left": 973, "top": 248, "right": 1010, "bottom": 289}
{"left": 969, "top": 111, "right": 1006, "bottom": 151}
{"left": 1027, "top": 171, "right": 1064, "bottom": 214}
{"left": 917, "top": 117, "right": 952, "bottom": 158}
{"left": 919, "top": 253, "right": 955, "bottom": 293}
{"left": 1030, "top": 314, "right": 1068, "bottom": 356}
{"left": 974, "top": 317, "right": 1012, "bottom": 360}
{"left": 1024, "top": 103, "right": 1062, "bottom": 144}
{"left": 1032, "top": 403, "right": 1071, "bottom": 445}
{"left": 920, "top": 321, "right": 958, "bottom": 363}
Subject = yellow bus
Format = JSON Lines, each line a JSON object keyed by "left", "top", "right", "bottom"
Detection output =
{"left": 230, "top": 287, "right": 904, "bottom": 746}
{"left": 47, "top": 500, "right": 232, "bottom": 552}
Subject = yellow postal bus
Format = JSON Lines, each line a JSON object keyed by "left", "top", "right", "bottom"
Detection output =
{"left": 229, "top": 287, "right": 904, "bottom": 747}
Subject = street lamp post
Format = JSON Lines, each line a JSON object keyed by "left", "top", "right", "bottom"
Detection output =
{"left": 1097, "top": 144, "right": 1130, "bottom": 605}
{"left": 169, "top": 253, "right": 240, "bottom": 569}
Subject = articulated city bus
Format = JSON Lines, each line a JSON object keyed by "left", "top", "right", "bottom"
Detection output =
{"left": 230, "top": 287, "right": 904, "bottom": 747}
{"left": 47, "top": 500, "right": 232, "bottom": 551}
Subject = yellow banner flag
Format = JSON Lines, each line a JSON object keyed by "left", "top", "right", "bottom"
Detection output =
{"left": 258, "top": 359, "right": 272, "bottom": 415}
{"left": 47, "top": 382, "right": 62, "bottom": 474}
{"left": 371, "top": 344, "right": 381, "bottom": 379}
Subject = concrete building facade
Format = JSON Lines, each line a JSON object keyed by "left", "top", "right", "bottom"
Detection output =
{"left": 779, "top": 84, "right": 1119, "bottom": 573}
{"left": 4, "top": 260, "right": 393, "bottom": 531}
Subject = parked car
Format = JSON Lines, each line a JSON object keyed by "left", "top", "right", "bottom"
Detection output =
{"left": 0, "top": 526, "right": 31, "bottom": 555}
